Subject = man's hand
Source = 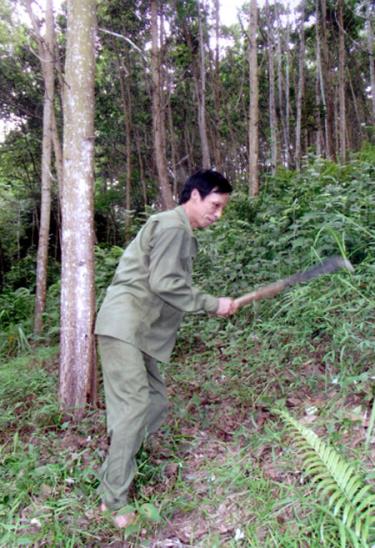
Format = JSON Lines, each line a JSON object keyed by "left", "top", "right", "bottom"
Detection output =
{"left": 216, "top": 297, "right": 238, "bottom": 317}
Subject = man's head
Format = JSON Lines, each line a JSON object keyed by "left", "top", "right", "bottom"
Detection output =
{"left": 180, "top": 170, "right": 233, "bottom": 229}
{"left": 179, "top": 169, "right": 232, "bottom": 205}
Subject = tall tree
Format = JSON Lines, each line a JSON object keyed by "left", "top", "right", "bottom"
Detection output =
{"left": 338, "top": 0, "right": 346, "bottom": 162}
{"left": 265, "top": 0, "right": 278, "bottom": 173}
{"left": 151, "top": 0, "right": 174, "bottom": 209}
{"left": 315, "top": 0, "right": 323, "bottom": 157}
{"left": 295, "top": 0, "right": 305, "bottom": 170}
{"left": 284, "top": 9, "right": 291, "bottom": 166}
{"left": 117, "top": 52, "right": 133, "bottom": 236}
{"left": 366, "top": 0, "right": 375, "bottom": 123}
{"left": 196, "top": 0, "right": 211, "bottom": 168}
{"left": 275, "top": 3, "right": 288, "bottom": 167}
{"left": 59, "top": 0, "right": 97, "bottom": 416}
{"left": 24, "top": 0, "right": 55, "bottom": 335}
{"left": 248, "top": 0, "right": 259, "bottom": 196}
{"left": 178, "top": 1, "right": 212, "bottom": 170}
{"left": 319, "top": 0, "right": 335, "bottom": 160}
{"left": 211, "top": 0, "right": 222, "bottom": 171}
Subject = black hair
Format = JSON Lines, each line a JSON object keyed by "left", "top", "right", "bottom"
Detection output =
{"left": 179, "top": 169, "right": 232, "bottom": 205}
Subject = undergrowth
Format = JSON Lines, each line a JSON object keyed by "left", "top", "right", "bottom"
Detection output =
{"left": 1, "top": 148, "right": 375, "bottom": 546}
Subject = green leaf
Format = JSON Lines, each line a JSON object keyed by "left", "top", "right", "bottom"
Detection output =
{"left": 139, "top": 502, "right": 161, "bottom": 522}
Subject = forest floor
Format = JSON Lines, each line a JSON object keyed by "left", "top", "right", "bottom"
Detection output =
{"left": 2, "top": 325, "right": 373, "bottom": 547}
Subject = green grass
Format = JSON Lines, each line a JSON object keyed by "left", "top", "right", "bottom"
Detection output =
{"left": 1, "top": 150, "right": 375, "bottom": 545}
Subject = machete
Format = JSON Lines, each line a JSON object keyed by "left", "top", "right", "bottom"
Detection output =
{"left": 235, "top": 255, "right": 354, "bottom": 308}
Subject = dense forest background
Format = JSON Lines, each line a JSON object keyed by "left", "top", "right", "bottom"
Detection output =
{"left": 0, "top": 0, "right": 373, "bottom": 279}
{"left": 0, "top": 0, "right": 374, "bottom": 545}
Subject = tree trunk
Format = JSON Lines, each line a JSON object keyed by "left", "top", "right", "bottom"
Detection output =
{"left": 166, "top": 75, "right": 178, "bottom": 198}
{"left": 25, "top": 0, "right": 64, "bottom": 332}
{"left": 285, "top": 12, "right": 291, "bottom": 167}
{"left": 348, "top": 73, "right": 363, "bottom": 148}
{"left": 338, "top": 0, "right": 346, "bottom": 162}
{"left": 366, "top": 0, "right": 375, "bottom": 123}
{"left": 315, "top": 0, "right": 323, "bottom": 157}
{"left": 151, "top": 0, "right": 174, "bottom": 210}
{"left": 319, "top": 0, "right": 335, "bottom": 160}
{"left": 196, "top": 0, "right": 211, "bottom": 169}
{"left": 212, "top": 0, "right": 222, "bottom": 171}
{"left": 135, "top": 131, "right": 148, "bottom": 207}
{"left": 59, "top": 0, "right": 97, "bottom": 416}
{"left": 275, "top": 5, "right": 287, "bottom": 167}
{"left": 266, "top": 0, "right": 278, "bottom": 174}
{"left": 295, "top": 0, "right": 305, "bottom": 170}
{"left": 117, "top": 54, "right": 133, "bottom": 237}
{"left": 248, "top": 0, "right": 259, "bottom": 197}
{"left": 27, "top": 0, "right": 55, "bottom": 335}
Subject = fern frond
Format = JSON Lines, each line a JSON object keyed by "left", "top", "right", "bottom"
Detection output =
{"left": 276, "top": 409, "right": 375, "bottom": 547}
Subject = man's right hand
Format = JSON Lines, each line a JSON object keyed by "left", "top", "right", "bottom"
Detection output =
{"left": 216, "top": 297, "right": 238, "bottom": 317}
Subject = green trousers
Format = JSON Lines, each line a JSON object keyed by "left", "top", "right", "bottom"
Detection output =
{"left": 97, "top": 336, "right": 168, "bottom": 510}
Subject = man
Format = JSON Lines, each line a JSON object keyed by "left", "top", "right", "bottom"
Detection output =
{"left": 95, "top": 170, "right": 237, "bottom": 527}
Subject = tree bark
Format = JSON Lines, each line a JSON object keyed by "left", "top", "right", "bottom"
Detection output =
{"left": 135, "top": 130, "right": 148, "bottom": 207}
{"left": 266, "top": 0, "right": 278, "bottom": 173}
{"left": 151, "top": 0, "right": 174, "bottom": 210}
{"left": 248, "top": 0, "right": 259, "bottom": 197}
{"left": 275, "top": 4, "right": 287, "bottom": 167}
{"left": 366, "top": 0, "right": 375, "bottom": 123}
{"left": 25, "top": 0, "right": 64, "bottom": 332}
{"left": 338, "top": 0, "right": 346, "bottom": 162}
{"left": 25, "top": 0, "right": 55, "bottom": 335}
{"left": 166, "top": 75, "right": 178, "bottom": 198}
{"left": 295, "top": 0, "right": 305, "bottom": 170}
{"left": 196, "top": 0, "right": 211, "bottom": 169}
{"left": 212, "top": 0, "right": 222, "bottom": 171}
{"left": 319, "top": 0, "right": 335, "bottom": 160}
{"left": 117, "top": 54, "right": 133, "bottom": 237}
{"left": 59, "top": 0, "right": 97, "bottom": 416}
{"left": 315, "top": 0, "right": 323, "bottom": 157}
{"left": 285, "top": 12, "right": 291, "bottom": 167}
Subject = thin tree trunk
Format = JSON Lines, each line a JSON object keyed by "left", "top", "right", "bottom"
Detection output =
{"left": 366, "top": 0, "right": 375, "bottom": 122}
{"left": 117, "top": 54, "right": 132, "bottom": 237}
{"left": 59, "top": 0, "right": 96, "bottom": 416}
{"left": 151, "top": 0, "right": 174, "bottom": 209}
{"left": 315, "top": 1, "right": 323, "bottom": 157}
{"left": 285, "top": 12, "right": 291, "bottom": 167}
{"left": 166, "top": 80, "right": 178, "bottom": 198}
{"left": 266, "top": 0, "right": 278, "bottom": 173}
{"left": 338, "top": 0, "right": 346, "bottom": 162}
{"left": 248, "top": 0, "right": 259, "bottom": 196}
{"left": 320, "top": 0, "right": 335, "bottom": 160}
{"left": 276, "top": 5, "right": 286, "bottom": 166}
{"left": 25, "top": 0, "right": 54, "bottom": 335}
{"left": 135, "top": 131, "right": 147, "bottom": 207}
{"left": 295, "top": 0, "right": 305, "bottom": 170}
{"left": 212, "top": 0, "right": 222, "bottom": 171}
{"left": 348, "top": 73, "right": 363, "bottom": 147}
{"left": 25, "top": 0, "right": 64, "bottom": 331}
{"left": 197, "top": 0, "right": 211, "bottom": 168}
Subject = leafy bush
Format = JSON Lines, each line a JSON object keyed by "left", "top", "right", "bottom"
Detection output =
{"left": 194, "top": 147, "right": 375, "bottom": 300}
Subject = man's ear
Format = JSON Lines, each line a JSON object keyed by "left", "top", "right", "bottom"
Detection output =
{"left": 191, "top": 188, "right": 200, "bottom": 201}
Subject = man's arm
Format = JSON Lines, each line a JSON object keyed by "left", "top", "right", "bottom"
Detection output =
{"left": 148, "top": 226, "right": 235, "bottom": 315}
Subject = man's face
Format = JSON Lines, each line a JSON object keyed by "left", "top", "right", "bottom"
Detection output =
{"left": 190, "top": 189, "right": 230, "bottom": 229}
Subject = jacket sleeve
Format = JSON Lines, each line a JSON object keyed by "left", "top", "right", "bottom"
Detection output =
{"left": 148, "top": 226, "right": 219, "bottom": 313}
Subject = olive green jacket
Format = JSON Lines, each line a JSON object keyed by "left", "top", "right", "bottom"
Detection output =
{"left": 95, "top": 206, "right": 219, "bottom": 362}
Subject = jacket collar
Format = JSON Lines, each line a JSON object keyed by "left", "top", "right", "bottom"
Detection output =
{"left": 175, "top": 205, "right": 194, "bottom": 237}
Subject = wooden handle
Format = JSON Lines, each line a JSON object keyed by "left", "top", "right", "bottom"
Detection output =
{"left": 234, "top": 280, "right": 287, "bottom": 308}
{"left": 235, "top": 256, "right": 354, "bottom": 309}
